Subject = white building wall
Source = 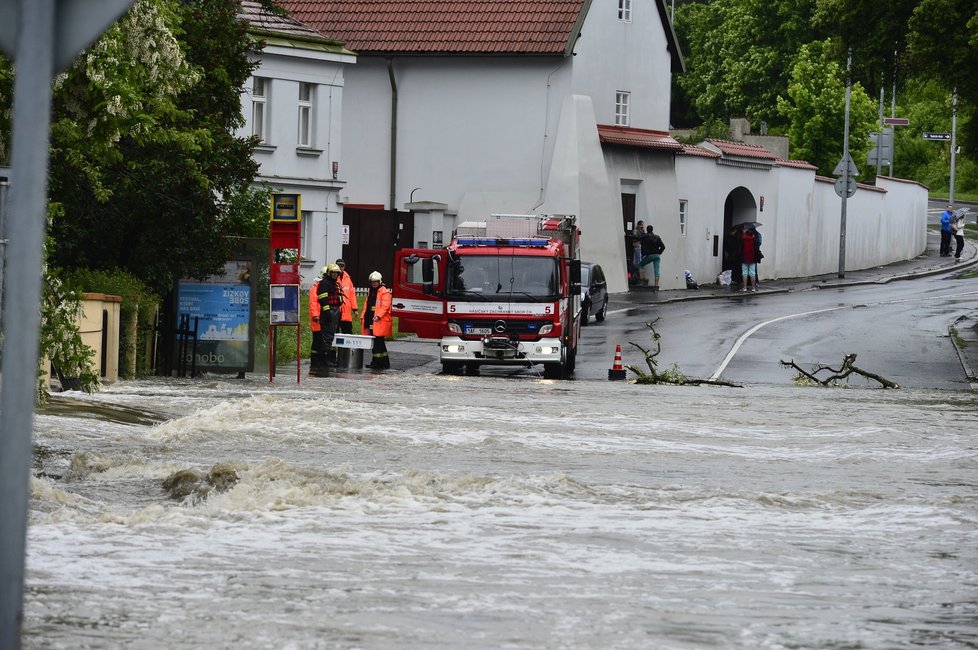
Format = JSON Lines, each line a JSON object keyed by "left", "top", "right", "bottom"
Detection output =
{"left": 238, "top": 44, "right": 354, "bottom": 287}
{"left": 572, "top": 0, "right": 672, "bottom": 129}
{"left": 341, "top": 57, "right": 572, "bottom": 217}
{"left": 671, "top": 154, "right": 928, "bottom": 286}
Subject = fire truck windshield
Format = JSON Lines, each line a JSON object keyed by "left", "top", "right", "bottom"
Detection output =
{"left": 447, "top": 255, "right": 558, "bottom": 301}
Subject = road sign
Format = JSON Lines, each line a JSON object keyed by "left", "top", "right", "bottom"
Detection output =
{"left": 883, "top": 117, "right": 909, "bottom": 126}
{"left": 835, "top": 176, "right": 856, "bottom": 199}
{"left": 832, "top": 153, "right": 859, "bottom": 178}
{"left": 923, "top": 132, "right": 951, "bottom": 141}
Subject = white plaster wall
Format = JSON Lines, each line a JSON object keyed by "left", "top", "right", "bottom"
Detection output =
{"left": 673, "top": 157, "right": 928, "bottom": 285}
{"left": 674, "top": 156, "right": 725, "bottom": 284}
{"left": 572, "top": 0, "right": 672, "bottom": 129}
{"left": 537, "top": 95, "right": 628, "bottom": 293}
{"left": 341, "top": 57, "right": 572, "bottom": 215}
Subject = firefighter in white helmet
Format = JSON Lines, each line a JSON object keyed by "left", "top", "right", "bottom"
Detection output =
{"left": 361, "top": 271, "right": 392, "bottom": 369}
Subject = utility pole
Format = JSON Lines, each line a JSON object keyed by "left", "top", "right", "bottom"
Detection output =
{"left": 838, "top": 48, "right": 854, "bottom": 279}
{"left": 950, "top": 88, "right": 957, "bottom": 204}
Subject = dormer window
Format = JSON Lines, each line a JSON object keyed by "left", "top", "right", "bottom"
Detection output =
{"left": 618, "top": 0, "right": 632, "bottom": 22}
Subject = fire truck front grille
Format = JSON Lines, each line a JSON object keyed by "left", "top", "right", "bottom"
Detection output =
{"left": 451, "top": 319, "right": 550, "bottom": 337}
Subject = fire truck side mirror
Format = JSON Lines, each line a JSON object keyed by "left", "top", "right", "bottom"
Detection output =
{"left": 570, "top": 260, "right": 582, "bottom": 295}
{"left": 421, "top": 258, "right": 434, "bottom": 294}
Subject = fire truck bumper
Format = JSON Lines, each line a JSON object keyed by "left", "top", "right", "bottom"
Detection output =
{"left": 439, "top": 336, "right": 565, "bottom": 364}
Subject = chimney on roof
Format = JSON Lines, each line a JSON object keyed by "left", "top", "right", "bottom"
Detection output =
{"left": 729, "top": 118, "right": 751, "bottom": 140}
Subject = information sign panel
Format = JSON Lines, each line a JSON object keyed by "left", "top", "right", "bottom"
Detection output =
{"left": 270, "top": 284, "right": 300, "bottom": 325}
{"left": 175, "top": 259, "right": 254, "bottom": 371}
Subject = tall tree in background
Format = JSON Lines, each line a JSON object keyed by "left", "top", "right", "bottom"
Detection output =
{"left": 675, "top": 0, "right": 822, "bottom": 127}
{"left": 777, "top": 41, "right": 876, "bottom": 176}
{"left": 37, "top": 0, "right": 269, "bottom": 296}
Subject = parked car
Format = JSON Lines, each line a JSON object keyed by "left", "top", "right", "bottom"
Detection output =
{"left": 579, "top": 262, "right": 608, "bottom": 325}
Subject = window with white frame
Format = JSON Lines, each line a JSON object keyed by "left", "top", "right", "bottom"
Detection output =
{"left": 618, "top": 0, "right": 632, "bottom": 21}
{"left": 301, "top": 211, "right": 313, "bottom": 259}
{"left": 252, "top": 77, "right": 268, "bottom": 143}
{"left": 679, "top": 200, "right": 688, "bottom": 237}
{"left": 615, "top": 91, "right": 630, "bottom": 126}
{"left": 297, "top": 82, "right": 314, "bottom": 147}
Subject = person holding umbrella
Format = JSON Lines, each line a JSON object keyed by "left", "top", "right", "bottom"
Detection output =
{"left": 953, "top": 208, "right": 968, "bottom": 260}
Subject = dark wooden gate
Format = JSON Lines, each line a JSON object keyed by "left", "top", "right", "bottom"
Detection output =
{"left": 341, "top": 208, "right": 414, "bottom": 287}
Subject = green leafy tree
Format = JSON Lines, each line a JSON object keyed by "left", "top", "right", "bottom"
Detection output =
{"left": 777, "top": 41, "right": 877, "bottom": 176}
{"left": 675, "top": 0, "right": 822, "bottom": 126}
{"left": 38, "top": 0, "right": 268, "bottom": 296}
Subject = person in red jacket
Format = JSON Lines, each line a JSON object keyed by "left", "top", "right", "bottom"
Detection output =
{"left": 740, "top": 228, "right": 761, "bottom": 293}
{"left": 361, "top": 271, "right": 392, "bottom": 369}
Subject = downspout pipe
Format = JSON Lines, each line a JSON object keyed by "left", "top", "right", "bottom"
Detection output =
{"left": 387, "top": 58, "right": 397, "bottom": 211}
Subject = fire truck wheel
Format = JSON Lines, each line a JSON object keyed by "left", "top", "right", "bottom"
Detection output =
{"left": 441, "top": 362, "right": 464, "bottom": 375}
{"left": 465, "top": 362, "right": 481, "bottom": 376}
{"left": 543, "top": 363, "right": 564, "bottom": 379}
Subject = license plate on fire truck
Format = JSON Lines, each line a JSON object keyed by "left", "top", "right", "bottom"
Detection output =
{"left": 465, "top": 327, "right": 492, "bottom": 335}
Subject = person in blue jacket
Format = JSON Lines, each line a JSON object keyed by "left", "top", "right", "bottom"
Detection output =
{"left": 940, "top": 205, "right": 954, "bottom": 256}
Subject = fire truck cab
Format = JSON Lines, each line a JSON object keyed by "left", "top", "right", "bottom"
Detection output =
{"left": 392, "top": 214, "right": 582, "bottom": 379}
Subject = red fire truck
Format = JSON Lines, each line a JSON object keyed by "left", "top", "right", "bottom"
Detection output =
{"left": 392, "top": 214, "right": 582, "bottom": 378}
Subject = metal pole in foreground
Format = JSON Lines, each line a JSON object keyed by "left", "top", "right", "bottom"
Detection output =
{"left": 0, "top": 0, "right": 135, "bottom": 643}
{"left": 0, "top": 2, "right": 55, "bottom": 647}
{"left": 838, "top": 48, "right": 852, "bottom": 279}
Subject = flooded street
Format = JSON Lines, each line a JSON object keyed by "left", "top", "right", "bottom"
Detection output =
{"left": 25, "top": 372, "right": 978, "bottom": 649}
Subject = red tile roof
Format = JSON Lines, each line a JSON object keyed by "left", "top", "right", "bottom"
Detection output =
{"left": 597, "top": 125, "right": 683, "bottom": 152}
{"left": 775, "top": 158, "right": 817, "bottom": 170}
{"left": 678, "top": 144, "right": 721, "bottom": 158}
{"left": 280, "top": 0, "right": 589, "bottom": 55}
{"left": 705, "top": 139, "right": 777, "bottom": 160}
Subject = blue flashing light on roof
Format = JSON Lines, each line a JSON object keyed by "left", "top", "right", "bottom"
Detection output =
{"left": 455, "top": 237, "right": 549, "bottom": 247}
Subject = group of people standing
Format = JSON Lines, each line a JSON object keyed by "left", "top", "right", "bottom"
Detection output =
{"left": 723, "top": 226, "right": 764, "bottom": 292}
{"left": 309, "top": 259, "right": 392, "bottom": 370}
{"left": 628, "top": 220, "right": 666, "bottom": 291}
{"left": 940, "top": 204, "right": 968, "bottom": 260}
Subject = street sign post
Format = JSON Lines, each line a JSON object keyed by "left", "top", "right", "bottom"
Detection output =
{"left": 922, "top": 132, "right": 951, "bottom": 141}
{"left": 835, "top": 176, "right": 856, "bottom": 199}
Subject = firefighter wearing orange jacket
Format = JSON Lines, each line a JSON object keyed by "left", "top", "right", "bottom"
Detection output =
{"left": 361, "top": 271, "right": 392, "bottom": 369}
{"left": 335, "top": 258, "right": 358, "bottom": 334}
{"left": 308, "top": 270, "right": 326, "bottom": 367}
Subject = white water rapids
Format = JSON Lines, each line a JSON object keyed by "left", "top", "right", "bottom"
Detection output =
{"left": 24, "top": 372, "right": 978, "bottom": 648}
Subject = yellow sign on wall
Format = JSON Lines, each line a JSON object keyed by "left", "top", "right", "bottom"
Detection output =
{"left": 270, "top": 193, "right": 301, "bottom": 222}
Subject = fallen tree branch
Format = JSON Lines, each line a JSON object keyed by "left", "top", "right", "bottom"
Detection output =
{"left": 780, "top": 353, "right": 900, "bottom": 389}
{"left": 627, "top": 319, "right": 741, "bottom": 387}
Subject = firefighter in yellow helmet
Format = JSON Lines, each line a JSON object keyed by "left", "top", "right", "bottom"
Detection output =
{"left": 361, "top": 271, "right": 392, "bottom": 369}
{"left": 317, "top": 263, "right": 344, "bottom": 367}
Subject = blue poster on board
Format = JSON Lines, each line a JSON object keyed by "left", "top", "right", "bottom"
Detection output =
{"left": 175, "top": 259, "right": 255, "bottom": 371}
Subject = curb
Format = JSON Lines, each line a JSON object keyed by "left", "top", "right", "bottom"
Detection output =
{"left": 949, "top": 316, "right": 978, "bottom": 391}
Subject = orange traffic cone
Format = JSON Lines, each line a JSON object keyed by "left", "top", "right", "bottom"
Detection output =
{"left": 608, "top": 343, "right": 626, "bottom": 380}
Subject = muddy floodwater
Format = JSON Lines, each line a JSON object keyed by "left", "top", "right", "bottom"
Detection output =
{"left": 24, "top": 372, "right": 978, "bottom": 649}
